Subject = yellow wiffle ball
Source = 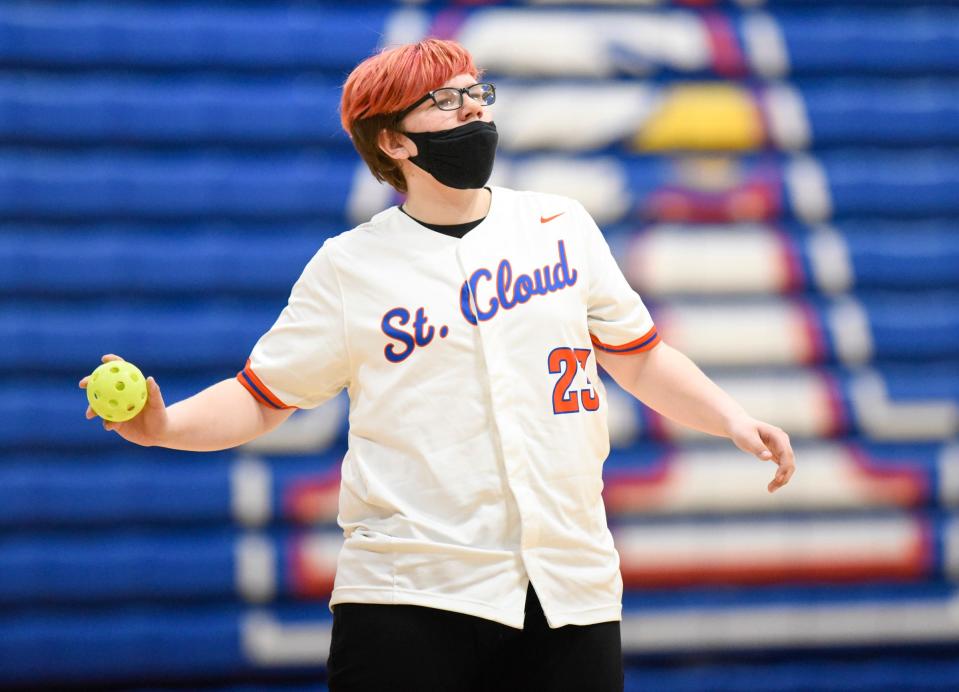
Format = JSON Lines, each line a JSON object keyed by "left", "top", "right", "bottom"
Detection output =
{"left": 86, "top": 360, "right": 149, "bottom": 422}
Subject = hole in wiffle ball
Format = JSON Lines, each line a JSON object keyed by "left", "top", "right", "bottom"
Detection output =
{"left": 110, "top": 366, "right": 120, "bottom": 374}
{"left": 115, "top": 382, "right": 125, "bottom": 391}
{"left": 127, "top": 404, "right": 135, "bottom": 411}
{"left": 130, "top": 373, "right": 139, "bottom": 382}
{"left": 93, "top": 392, "right": 99, "bottom": 400}
{"left": 109, "top": 399, "right": 118, "bottom": 407}
{"left": 141, "top": 391, "right": 146, "bottom": 399}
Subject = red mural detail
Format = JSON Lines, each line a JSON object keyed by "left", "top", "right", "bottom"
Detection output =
{"left": 845, "top": 444, "right": 929, "bottom": 507}
{"left": 619, "top": 531, "right": 930, "bottom": 589}
{"left": 603, "top": 451, "right": 677, "bottom": 514}
{"left": 284, "top": 473, "right": 341, "bottom": 524}
{"left": 287, "top": 535, "right": 336, "bottom": 599}
{"left": 703, "top": 11, "right": 747, "bottom": 78}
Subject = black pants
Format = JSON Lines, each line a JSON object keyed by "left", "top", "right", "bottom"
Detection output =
{"left": 327, "top": 584, "right": 624, "bottom": 692}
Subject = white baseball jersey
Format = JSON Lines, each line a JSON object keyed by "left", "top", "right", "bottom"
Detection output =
{"left": 237, "top": 186, "right": 660, "bottom": 628}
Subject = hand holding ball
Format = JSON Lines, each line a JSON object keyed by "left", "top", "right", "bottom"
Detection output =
{"left": 86, "top": 360, "right": 149, "bottom": 422}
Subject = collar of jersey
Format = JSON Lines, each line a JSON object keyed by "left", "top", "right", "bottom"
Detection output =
{"left": 393, "top": 186, "right": 500, "bottom": 243}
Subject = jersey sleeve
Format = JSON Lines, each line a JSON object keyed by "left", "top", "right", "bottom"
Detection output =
{"left": 237, "top": 241, "right": 350, "bottom": 409}
{"left": 576, "top": 202, "right": 661, "bottom": 356}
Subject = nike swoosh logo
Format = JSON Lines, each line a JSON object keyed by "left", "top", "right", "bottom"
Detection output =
{"left": 540, "top": 212, "right": 565, "bottom": 224}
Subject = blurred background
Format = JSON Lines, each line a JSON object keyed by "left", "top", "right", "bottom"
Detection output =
{"left": 1, "top": 0, "right": 959, "bottom": 689}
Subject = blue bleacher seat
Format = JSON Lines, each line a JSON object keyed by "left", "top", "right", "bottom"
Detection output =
{"left": 0, "top": 3, "right": 387, "bottom": 69}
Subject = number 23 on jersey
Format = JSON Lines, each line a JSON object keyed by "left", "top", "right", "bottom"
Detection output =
{"left": 548, "top": 347, "right": 599, "bottom": 415}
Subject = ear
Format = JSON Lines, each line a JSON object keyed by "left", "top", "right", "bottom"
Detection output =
{"left": 378, "top": 128, "right": 416, "bottom": 161}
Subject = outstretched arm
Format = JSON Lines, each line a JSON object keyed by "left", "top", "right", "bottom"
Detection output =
{"left": 596, "top": 342, "right": 796, "bottom": 493}
{"left": 79, "top": 354, "right": 294, "bottom": 452}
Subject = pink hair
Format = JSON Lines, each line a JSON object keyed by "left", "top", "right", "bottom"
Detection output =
{"left": 340, "top": 39, "right": 479, "bottom": 192}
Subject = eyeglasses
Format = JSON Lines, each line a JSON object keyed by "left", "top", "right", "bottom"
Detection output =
{"left": 396, "top": 82, "right": 496, "bottom": 121}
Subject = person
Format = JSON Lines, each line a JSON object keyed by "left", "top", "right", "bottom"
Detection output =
{"left": 79, "top": 38, "right": 795, "bottom": 692}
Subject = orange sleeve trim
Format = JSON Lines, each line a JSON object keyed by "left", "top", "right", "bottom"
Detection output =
{"left": 236, "top": 359, "right": 294, "bottom": 410}
{"left": 590, "top": 325, "right": 661, "bottom": 355}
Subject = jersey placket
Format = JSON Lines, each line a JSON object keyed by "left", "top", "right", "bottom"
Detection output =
{"left": 454, "top": 234, "right": 545, "bottom": 587}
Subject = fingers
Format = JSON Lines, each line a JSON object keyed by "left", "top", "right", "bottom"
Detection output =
{"left": 731, "top": 419, "right": 797, "bottom": 493}
{"left": 146, "top": 377, "right": 165, "bottom": 409}
{"left": 767, "top": 460, "right": 796, "bottom": 493}
{"left": 760, "top": 425, "right": 796, "bottom": 493}
{"left": 762, "top": 425, "right": 792, "bottom": 457}
{"left": 736, "top": 426, "right": 773, "bottom": 462}
{"left": 80, "top": 373, "right": 94, "bottom": 418}
{"left": 767, "top": 467, "right": 795, "bottom": 493}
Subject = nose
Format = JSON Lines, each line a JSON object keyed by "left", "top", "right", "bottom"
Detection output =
{"left": 459, "top": 91, "right": 484, "bottom": 121}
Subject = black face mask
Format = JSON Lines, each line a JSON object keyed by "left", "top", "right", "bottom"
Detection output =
{"left": 404, "top": 121, "right": 499, "bottom": 190}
